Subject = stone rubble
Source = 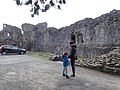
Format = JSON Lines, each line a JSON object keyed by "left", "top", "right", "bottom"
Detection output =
{"left": 77, "top": 48, "right": 120, "bottom": 75}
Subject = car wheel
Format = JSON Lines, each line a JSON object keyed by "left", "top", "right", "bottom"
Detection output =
{"left": 2, "top": 51, "right": 7, "bottom": 55}
{"left": 19, "top": 52, "right": 24, "bottom": 55}
{"left": 21, "top": 52, "right": 24, "bottom": 54}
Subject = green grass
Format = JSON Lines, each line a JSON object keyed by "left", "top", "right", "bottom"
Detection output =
{"left": 27, "top": 52, "right": 49, "bottom": 60}
{"left": 37, "top": 52, "right": 50, "bottom": 55}
{"left": 77, "top": 56, "right": 85, "bottom": 63}
{"left": 27, "top": 51, "right": 85, "bottom": 62}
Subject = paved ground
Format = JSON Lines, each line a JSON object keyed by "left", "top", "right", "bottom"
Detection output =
{"left": 0, "top": 54, "right": 120, "bottom": 90}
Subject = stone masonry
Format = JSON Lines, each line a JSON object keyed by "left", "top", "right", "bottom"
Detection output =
{"left": 0, "top": 9, "right": 120, "bottom": 58}
{"left": 0, "top": 24, "right": 23, "bottom": 46}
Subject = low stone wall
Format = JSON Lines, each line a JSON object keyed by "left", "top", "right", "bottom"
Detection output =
{"left": 76, "top": 48, "right": 120, "bottom": 75}
{"left": 77, "top": 46, "right": 117, "bottom": 58}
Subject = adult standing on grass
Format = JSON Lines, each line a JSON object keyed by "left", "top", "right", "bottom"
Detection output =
{"left": 68, "top": 41, "right": 77, "bottom": 77}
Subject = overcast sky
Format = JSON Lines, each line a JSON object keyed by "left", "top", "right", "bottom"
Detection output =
{"left": 0, "top": 0, "right": 120, "bottom": 30}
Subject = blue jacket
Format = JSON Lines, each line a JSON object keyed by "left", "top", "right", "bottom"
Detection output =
{"left": 62, "top": 55, "right": 69, "bottom": 67}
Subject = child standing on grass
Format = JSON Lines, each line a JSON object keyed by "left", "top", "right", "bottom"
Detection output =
{"left": 62, "top": 51, "right": 70, "bottom": 79}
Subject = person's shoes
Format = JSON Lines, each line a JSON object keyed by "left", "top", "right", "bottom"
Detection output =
{"left": 66, "top": 75, "right": 70, "bottom": 79}
{"left": 63, "top": 74, "right": 66, "bottom": 76}
{"left": 70, "top": 74, "right": 75, "bottom": 77}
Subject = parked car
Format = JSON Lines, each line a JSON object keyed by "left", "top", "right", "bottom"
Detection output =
{"left": 0, "top": 45, "right": 26, "bottom": 55}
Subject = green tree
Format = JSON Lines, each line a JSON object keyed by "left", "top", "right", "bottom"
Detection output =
{"left": 15, "top": 0, "right": 66, "bottom": 17}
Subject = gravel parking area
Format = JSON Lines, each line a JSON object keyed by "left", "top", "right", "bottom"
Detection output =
{"left": 0, "top": 54, "right": 120, "bottom": 90}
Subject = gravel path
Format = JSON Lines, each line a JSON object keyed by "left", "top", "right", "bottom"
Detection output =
{"left": 0, "top": 54, "right": 120, "bottom": 90}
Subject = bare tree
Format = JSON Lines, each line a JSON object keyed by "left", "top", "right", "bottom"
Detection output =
{"left": 15, "top": 0, "right": 66, "bottom": 17}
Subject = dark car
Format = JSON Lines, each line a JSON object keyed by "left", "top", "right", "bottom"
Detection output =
{"left": 0, "top": 45, "right": 26, "bottom": 55}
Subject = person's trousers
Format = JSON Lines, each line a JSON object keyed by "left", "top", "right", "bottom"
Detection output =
{"left": 63, "top": 67, "right": 67, "bottom": 75}
{"left": 71, "top": 60, "right": 75, "bottom": 75}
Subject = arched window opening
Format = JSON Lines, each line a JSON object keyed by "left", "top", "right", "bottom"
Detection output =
{"left": 77, "top": 32, "right": 84, "bottom": 44}
{"left": 7, "top": 33, "right": 10, "bottom": 37}
{"left": 70, "top": 31, "right": 84, "bottom": 44}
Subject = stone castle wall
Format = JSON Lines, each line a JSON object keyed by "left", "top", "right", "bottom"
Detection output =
{"left": 0, "top": 9, "right": 120, "bottom": 58}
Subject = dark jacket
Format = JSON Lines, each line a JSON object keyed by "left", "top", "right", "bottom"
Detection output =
{"left": 68, "top": 47, "right": 76, "bottom": 60}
